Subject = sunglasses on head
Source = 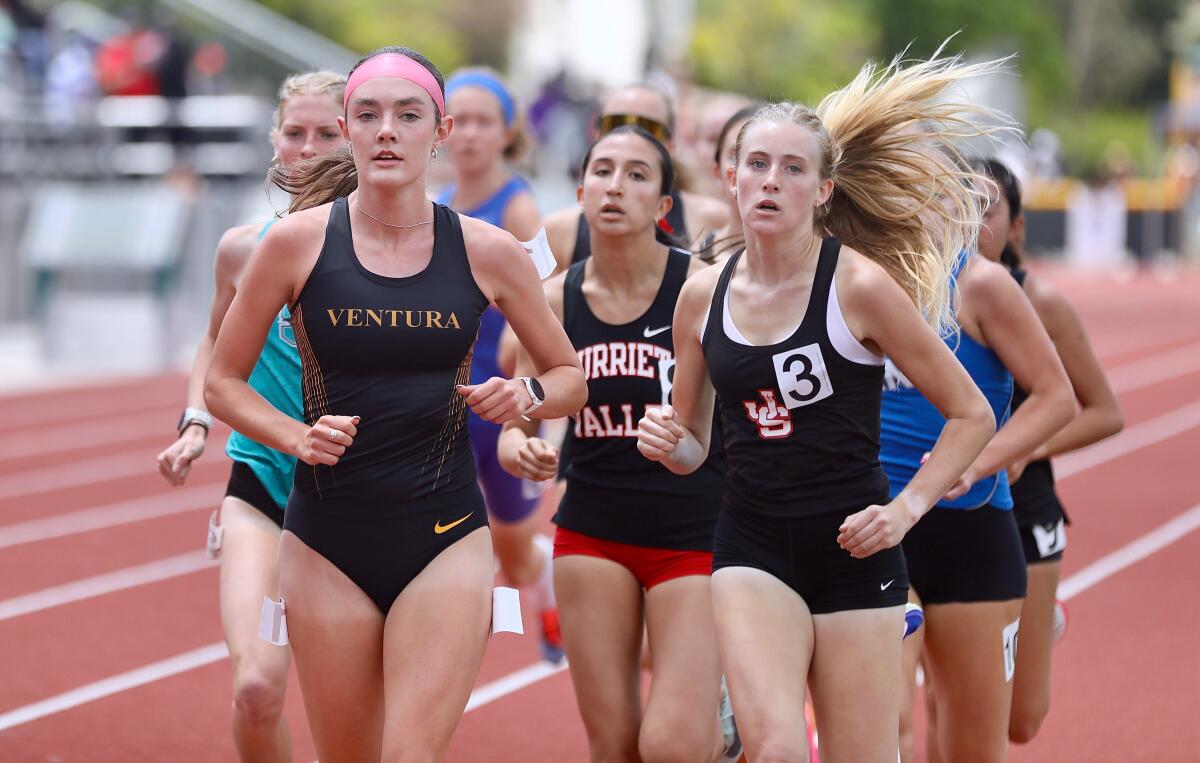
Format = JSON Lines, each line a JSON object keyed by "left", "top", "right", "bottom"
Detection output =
{"left": 596, "top": 113, "right": 672, "bottom": 142}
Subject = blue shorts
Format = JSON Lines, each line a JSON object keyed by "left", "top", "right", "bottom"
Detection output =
{"left": 470, "top": 414, "right": 541, "bottom": 523}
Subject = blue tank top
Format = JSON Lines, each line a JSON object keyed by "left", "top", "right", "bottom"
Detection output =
{"left": 878, "top": 255, "right": 1013, "bottom": 510}
{"left": 224, "top": 219, "right": 302, "bottom": 510}
{"left": 436, "top": 176, "right": 532, "bottom": 384}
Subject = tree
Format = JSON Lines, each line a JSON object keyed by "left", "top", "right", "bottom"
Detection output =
{"left": 690, "top": 0, "right": 878, "bottom": 104}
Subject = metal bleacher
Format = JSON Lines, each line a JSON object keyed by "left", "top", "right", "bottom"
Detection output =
{"left": 1, "top": 0, "right": 356, "bottom": 373}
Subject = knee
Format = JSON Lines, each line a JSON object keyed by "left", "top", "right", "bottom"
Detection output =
{"left": 638, "top": 718, "right": 709, "bottom": 763}
{"left": 586, "top": 730, "right": 640, "bottom": 763}
{"left": 746, "top": 737, "right": 810, "bottom": 763}
{"left": 232, "top": 672, "right": 286, "bottom": 727}
{"left": 1008, "top": 710, "right": 1047, "bottom": 745}
{"left": 492, "top": 535, "right": 541, "bottom": 587}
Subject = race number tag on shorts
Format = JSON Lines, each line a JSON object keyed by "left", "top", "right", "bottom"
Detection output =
{"left": 1002, "top": 617, "right": 1021, "bottom": 682}
{"left": 205, "top": 510, "right": 223, "bottom": 561}
{"left": 772, "top": 344, "right": 833, "bottom": 409}
{"left": 259, "top": 596, "right": 288, "bottom": 646}
{"left": 492, "top": 586, "right": 524, "bottom": 635}
{"left": 1032, "top": 519, "right": 1067, "bottom": 558}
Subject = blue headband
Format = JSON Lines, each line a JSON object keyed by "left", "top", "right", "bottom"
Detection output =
{"left": 446, "top": 71, "right": 516, "bottom": 127}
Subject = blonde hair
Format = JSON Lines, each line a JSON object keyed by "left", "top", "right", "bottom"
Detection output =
{"left": 734, "top": 48, "right": 1014, "bottom": 334}
{"left": 270, "top": 70, "right": 347, "bottom": 135}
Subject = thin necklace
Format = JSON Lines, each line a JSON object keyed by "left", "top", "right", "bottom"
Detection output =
{"left": 354, "top": 197, "right": 434, "bottom": 229}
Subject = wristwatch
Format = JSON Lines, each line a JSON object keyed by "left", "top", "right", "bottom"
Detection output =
{"left": 177, "top": 407, "right": 213, "bottom": 435}
{"left": 517, "top": 376, "right": 545, "bottom": 415}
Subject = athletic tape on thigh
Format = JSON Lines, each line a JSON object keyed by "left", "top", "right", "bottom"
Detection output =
{"left": 259, "top": 596, "right": 289, "bottom": 646}
{"left": 1002, "top": 616, "right": 1021, "bottom": 682}
{"left": 205, "top": 510, "right": 223, "bottom": 560}
{"left": 492, "top": 586, "right": 524, "bottom": 634}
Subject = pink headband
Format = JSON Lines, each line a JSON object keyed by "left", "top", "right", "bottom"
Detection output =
{"left": 344, "top": 54, "right": 445, "bottom": 115}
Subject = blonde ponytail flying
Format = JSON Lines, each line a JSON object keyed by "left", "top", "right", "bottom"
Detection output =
{"left": 735, "top": 45, "right": 1015, "bottom": 334}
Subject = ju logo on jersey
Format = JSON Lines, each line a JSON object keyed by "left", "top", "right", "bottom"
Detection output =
{"left": 574, "top": 340, "right": 674, "bottom": 439}
{"left": 742, "top": 344, "right": 834, "bottom": 439}
{"left": 744, "top": 389, "right": 793, "bottom": 439}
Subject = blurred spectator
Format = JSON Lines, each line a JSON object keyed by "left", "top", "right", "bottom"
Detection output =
{"left": 43, "top": 30, "right": 98, "bottom": 129}
{"left": 1030, "top": 127, "right": 1064, "bottom": 179}
{"left": 95, "top": 21, "right": 164, "bottom": 96}
{"left": 1067, "top": 166, "right": 1128, "bottom": 268}
{"left": 2, "top": 0, "right": 47, "bottom": 85}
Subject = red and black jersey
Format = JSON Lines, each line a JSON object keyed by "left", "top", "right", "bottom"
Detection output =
{"left": 555, "top": 248, "right": 725, "bottom": 551}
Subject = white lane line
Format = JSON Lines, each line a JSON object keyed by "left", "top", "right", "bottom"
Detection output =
{"left": 0, "top": 484, "right": 221, "bottom": 549}
{"left": 0, "top": 643, "right": 229, "bottom": 732}
{"left": 0, "top": 382, "right": 183, "bottom": 431}
{"left": 1107, "top": 341, "right": 1200, "bottom": 394}
{"left": 0, "top": 454, "right": 165, "bottom": 501}
{"left": 464, "top": 660, "right": 569, "bottom": 713}
{"left": 1, "top": 408, "right": 181, "bottom": 460}
{"left": 0, "top": 445, "right": 224, "bottom": 502}
{"left": 5, "top": 503, "right": 1196, "bottom": 732}
{"left": 0, "top": 644, "right": 566, "bottom": 733}
{"left": 1059, "top": 503, "right": 1200, "bottom": 601}
{"left": 0, "top": 551, "right": 215, "bottom": 622}
{"left": 1055, "top": 400, "right": 1200, "bottom": 480}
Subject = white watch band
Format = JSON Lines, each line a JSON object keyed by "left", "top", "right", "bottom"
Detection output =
{"left": 180, "top": 407, "right": 213, "bottom": 433}
{"left": 519, "top": 377, "right": 544, "bottom": 414}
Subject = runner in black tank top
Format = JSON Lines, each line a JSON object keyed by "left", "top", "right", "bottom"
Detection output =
{"left": 971, "top": 156, "right": 1123, "bottom": 747}
{"left": 499, "top": 126, "right": 738, "bottom": 763}
{"left": 284, "top": 197, "right": 489, "bottom": 611}
{"left": 702, "top": 240, "right": 903, "bottom": 604}
{"left": 205, "top": 48, "right": 586, "bottom": 762}
{"left": 1008, "top": 268, "right": 1069, "bottom": 559}
{"left": 637, "top": 99, "right": 1001, "bottom": 761}
{"left": 557, "top": 247, "right": 723, "bottom": 549}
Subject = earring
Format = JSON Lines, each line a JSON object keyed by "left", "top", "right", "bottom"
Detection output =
{"left": 432, "top": 147, "right": 439, "bottom": 158}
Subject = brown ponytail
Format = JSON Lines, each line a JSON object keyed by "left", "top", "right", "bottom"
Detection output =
{"left": 269, "top": 148, "right": 358, "bottom": 213}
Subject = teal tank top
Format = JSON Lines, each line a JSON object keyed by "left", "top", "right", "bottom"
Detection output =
{"left": 224, "top": 219, "right": 302, "bottom": 510}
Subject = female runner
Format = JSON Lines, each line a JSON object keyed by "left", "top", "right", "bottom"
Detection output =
{"left": 638, "top": 54, "right": 1004, "bottom": 762}
{"left": 973, "top": 158, "right": 1123, "bottom": 746}
{"left": 155, "top": 69, "right": 345, "bottom": 763}
{"left": 499, "top": 125, "right": 736, "bottom": 763}
{"left": 543, "top": 83, "right": 730, "bottom": 270}
{"left": 880, "top": 157, "right": 1077, "bottom": 759}
{"left": 205, "top": 46, "right": 585, "bottom": 762}
{"left": 437, "top": 66, "right": 561, "bottom": 662}
{"left": 694, "top": 103, "right": 760, "bottom": 264}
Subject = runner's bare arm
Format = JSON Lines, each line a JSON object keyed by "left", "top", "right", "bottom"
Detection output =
{"left": 462, "top": 219, "right": 585, "bottom": 421}
{"left": 205, "top": 211, "right": 356, "bottom": 466}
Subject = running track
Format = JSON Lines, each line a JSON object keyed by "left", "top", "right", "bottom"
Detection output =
{"left": 1, "top": 266, "right": 1197, "bottom": 761}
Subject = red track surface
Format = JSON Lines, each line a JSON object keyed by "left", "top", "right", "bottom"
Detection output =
{"left": 1, "top": 267, "right": 1198, "bottom": 761}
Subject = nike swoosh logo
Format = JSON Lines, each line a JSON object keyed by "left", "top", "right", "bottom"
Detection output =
{"left": 643, "top": 325, "right": 671, "bottom": 338}
{"left": 434, "top": 512, "right": 474, "bottom": 534}
{"left": 880, "top": 579, "right": 895, "bottom": 591}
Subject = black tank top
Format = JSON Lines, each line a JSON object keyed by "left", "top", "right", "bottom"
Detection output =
{"left": 702, "top": 239, "right": 889, "bottom": 517}
{"left": 571, "top": 190, "right": 689, "bottom": 265}
{"left": 289, "top": 197, "right": 489, "bottom": 506}
{"left": 1007, "top": 265, "right": 1063, "bottom": 520}
{"left": 555, "top": 248, "right": 724, "bottom": 550}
